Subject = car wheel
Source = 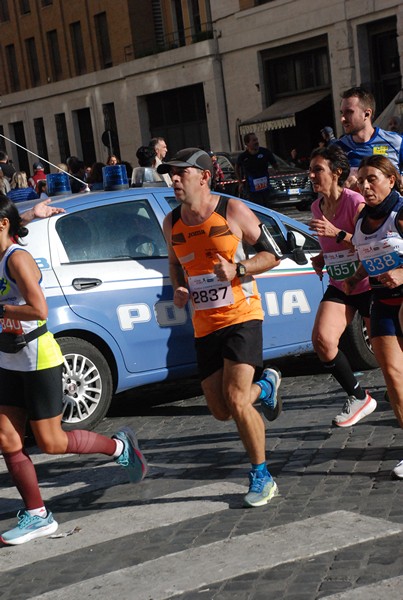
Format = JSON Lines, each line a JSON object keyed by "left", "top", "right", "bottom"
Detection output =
{"left": 58, "top": 337, "right": 113, "bottom": 431}
{"left": 339, "top": 313, "right": 378, "bottom": 371}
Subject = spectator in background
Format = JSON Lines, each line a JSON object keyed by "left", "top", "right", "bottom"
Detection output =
{"left": 37, "top": 180, "right": 48, "bottom": 200}
{"left": 136, "top": 145, "right": 157, "bottom": 168}
{"left": 0, "top": 167, "right": 11, "bottom": 195}
{"left": 288, "top": 148, "right": 309, "bottom": 169}
{"left": 106, "top": 154, "right": 119, "bottom": 166}
{"left": 28, "top": 162, "right": 47, "bottom": 193}
{"left": 132, "top": 146, "right": 166, "bottom": 187}
{"left": 7, "top": 172, "right": 39, "bottom": 203}
{"left": 387, "top": 116, "right": 403, "bottom": 134}
{"left": 0, "top": 152, "right": 16, "bottom": 182}
{"left": 236, "top": 132, "right": 278, "bottom": 206}
{"left": 120, "top": 161, "right": 133, "bottom": 180}
{"left": 208, "top": 151, "right": 225, "bottom": 192}
{"left": 321, "top": 126, "right": 337, "bottom": 147}
{"left": 55, "top": 163, "right": 68, "bottom": 174}
{"left": 87, "top": 162, "right": 105, "bottom": 191}
{"left": 67, "top": 156, "right": 88, "bottom": 193}
{"left": 149, "top": 137, "right": 172, "bottom": 186}
{"left": 149, "top": 137, "right": 168, "bottom": 163}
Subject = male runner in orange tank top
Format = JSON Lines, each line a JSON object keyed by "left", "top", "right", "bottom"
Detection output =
{"left": 159, "top": 148, "right": 283, "bottom": 507}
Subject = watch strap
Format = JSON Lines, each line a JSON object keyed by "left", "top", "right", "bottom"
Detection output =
{"left": 336, "top": 230, "right": 347, "bottom": 243}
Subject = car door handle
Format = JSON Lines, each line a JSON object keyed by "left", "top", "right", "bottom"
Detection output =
{"left": 72, "top": 278, "right": 102, "bottom": 291}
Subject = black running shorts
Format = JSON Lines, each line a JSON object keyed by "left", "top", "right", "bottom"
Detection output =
{"left": 321, "top": 285, "right": 372, "bottom": 318}
{"left": 195, "top": 319, "right": 263, "bottom": 381}
{"left": 0, "top": 364, "right": 64, "bottom": 420}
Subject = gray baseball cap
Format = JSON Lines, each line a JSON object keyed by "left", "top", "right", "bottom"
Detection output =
{"left": 157, "top": 148, "right": 213, "bottom": 174}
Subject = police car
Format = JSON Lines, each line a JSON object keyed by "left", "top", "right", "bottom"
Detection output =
{"left": 21, "top": 187, "right": 375, "bottom": 430}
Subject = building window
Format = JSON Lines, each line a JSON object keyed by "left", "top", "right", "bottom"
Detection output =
{"left": 25, "top": 38, "right": 41, "bottom": 87}
{"left": 70, "top": 21, "right": 86, "bottom": 76}
{"left": 5, "top": 44, "right": 20, "bottom": 92}
{"left": 367, "top": 18, "right": 400, "bottom": 113}
{"left": 47, "top": 30, "right": 62, "bottom": 81}
{"left": 189, "top": 0, "right": 201, "bottom": 35}
{"left": 0, "top": 0, "right": 10, "bottom": 21}
{"left": 33, "top": 118, "right": 49, "bottom": 171}
{"left": 94, "top": 12, "right": 112, "bottom": 68}
{"left": 265, "top": 47, "right": 330, "bottom": 101}
{"left": 20, "top": 0, "right": 30, "bottom": 14}
{"left": 146, "top": 83, "right": 209, "bottom": 153}
{"left": 171, "top": 0, "right": 185, "bottom": 46}
{"left": 55, "top": 113, "right": 70, "bottom": 163}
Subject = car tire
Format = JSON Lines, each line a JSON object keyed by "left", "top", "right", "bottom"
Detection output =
{"left": 339, "top": 313, "right": 378, "bottom": 371}
{"left": 58, "top": 337, "right": 113, "bottom": 431}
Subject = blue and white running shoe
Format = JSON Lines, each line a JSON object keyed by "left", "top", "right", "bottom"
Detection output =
{"left": 1, "top": 510, "right": 58, "bottom": 545}
{"left": 244, "top": 470, "right": 279, "bottom": 508}
{"left": 256, "top": 367, "right": 282, "bottom": 422}
{"left": 113, "top": 426, "right": 148, "bottom": 483}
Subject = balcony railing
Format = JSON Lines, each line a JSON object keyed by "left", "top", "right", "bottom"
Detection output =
{"left": 124, "top": 21, "right": 214, "bottom": 61}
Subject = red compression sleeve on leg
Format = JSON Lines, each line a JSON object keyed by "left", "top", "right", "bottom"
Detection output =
{"left": 3, "top": 449, "right": 44, "bottom": 510}
{"left": 65, "top": 430, "right": 116, "bottom": 456}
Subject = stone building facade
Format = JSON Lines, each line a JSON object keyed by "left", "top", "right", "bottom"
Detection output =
{"left": 0, "top": 0, "right": 401, "bottom": 172}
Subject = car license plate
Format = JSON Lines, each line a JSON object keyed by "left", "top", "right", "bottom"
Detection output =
{"left": 287, "top": 188, "right": 300, "bottom": 195}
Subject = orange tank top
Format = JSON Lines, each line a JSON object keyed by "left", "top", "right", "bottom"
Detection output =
{"left": 171, "top": 196, "right": 263, "bottom": 337}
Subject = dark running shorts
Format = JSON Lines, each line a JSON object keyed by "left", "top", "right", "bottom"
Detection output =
{"left": 0, "top": 364, "right": 64, "bottom": 420}
{"left": 195, "top": 319, "right": 263, "bottom": 381}
{"left": 321, "top": 285, "right": 371, "bottom": 318}
{"left": 370, "top": 298, "right": 403, "bottom": 338}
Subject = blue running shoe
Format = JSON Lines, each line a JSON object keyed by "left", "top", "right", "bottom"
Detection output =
{"left": 243, "top": 470, "right": 279, "bottom": 508}
{"left": 0, "top": 510, "right": 58, "bottom": 545}
{"left": 256, "top": 367, "right": 282, "bottom": 422}
{"left": 113, "top": 426, "right": 148, "bottom": 483}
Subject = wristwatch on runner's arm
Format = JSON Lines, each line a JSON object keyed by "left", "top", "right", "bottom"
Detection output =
{"left": 336, "top": 230, "right": 347, "bottom": 243}
{"left": 236, "top": 263, "right": 247, "bottom": 277}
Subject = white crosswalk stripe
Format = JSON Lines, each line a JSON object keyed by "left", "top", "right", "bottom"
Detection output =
{"left": 321, "top": 576, "right": 403, "bottom": 599}
{"left": 28, "top": 511, "right": 403, "bottom": 600}
{"left": 1, "top": 481, "right": 245, "bottom": 572}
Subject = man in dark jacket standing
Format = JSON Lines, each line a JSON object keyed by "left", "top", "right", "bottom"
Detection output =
{"left": 235, "top": 133, "right": 278, "bottom": 206}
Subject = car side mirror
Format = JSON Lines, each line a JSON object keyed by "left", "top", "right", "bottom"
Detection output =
{"left": 287, "top": 230, "right": 308, "bottom": 265}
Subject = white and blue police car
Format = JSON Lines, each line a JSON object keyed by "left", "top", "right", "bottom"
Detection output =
{"left": 20, "top": 181, "right": 375, "bottom": 430}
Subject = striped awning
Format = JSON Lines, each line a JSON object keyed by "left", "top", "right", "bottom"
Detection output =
{"left": 239, "top": 90, "right": 330, "bottom": 135}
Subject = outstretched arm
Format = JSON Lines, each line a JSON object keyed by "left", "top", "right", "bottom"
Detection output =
{"left": 20, "top": 199, "right": 65, "bottom": 225}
